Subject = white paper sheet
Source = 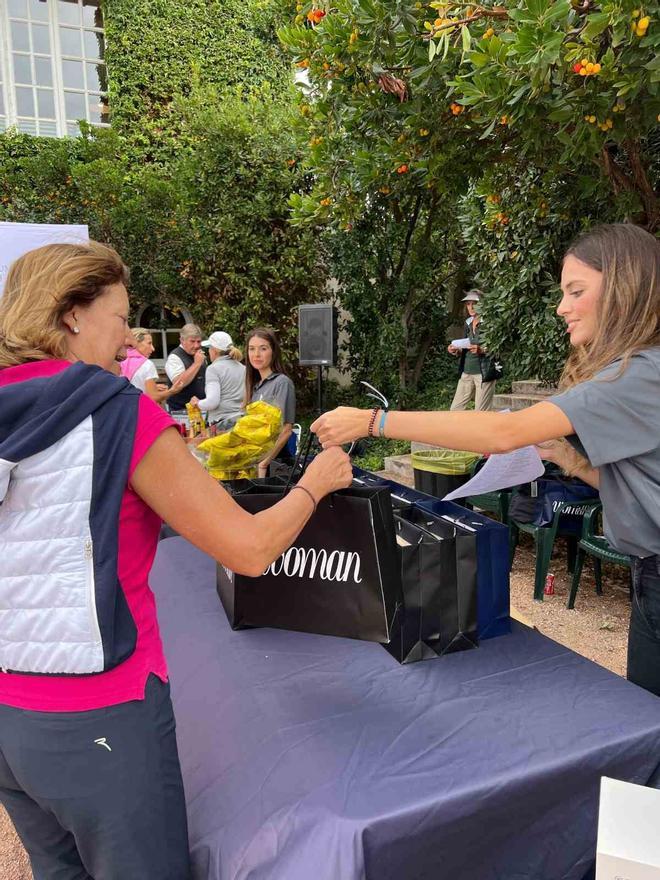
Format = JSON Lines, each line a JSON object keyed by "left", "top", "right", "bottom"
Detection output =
{"left": 442, "top": 445, "right": 545, "bottom": 501}
{"left": 450, "top": 337, "right": 471, "bottom": 350}
{"left": 1, "top": 221, "right": 89, "bottom": 295}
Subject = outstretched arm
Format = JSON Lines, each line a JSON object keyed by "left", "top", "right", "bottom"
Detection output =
{"left": 131, "top": 427, "right": 352, "bottom": 576}
{"left": 312, "top": 401, "right": 575, "bottom": 456}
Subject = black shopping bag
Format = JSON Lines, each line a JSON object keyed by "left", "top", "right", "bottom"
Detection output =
{"left": 385, "top": 507, "right": 478, "bottom": 663}
{"left": 353, "top": 467, "right": 510, "bottom": 641}
{"left": 216, "top": 483, "right": 403, "bottom": 643}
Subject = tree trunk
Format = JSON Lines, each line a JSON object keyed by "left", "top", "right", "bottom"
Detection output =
{"left": 600, "top": 142, "right": 659, "bottom": 232}
{"left": 411, "top": 329, "right": 435, "bottom": 389}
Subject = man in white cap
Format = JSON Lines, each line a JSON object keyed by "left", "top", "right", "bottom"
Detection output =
{"left": 447, "top": 289, "right": 499, "bottom": 411}
{"left": 190, "top": 331, "right": 246, "bottom": 429}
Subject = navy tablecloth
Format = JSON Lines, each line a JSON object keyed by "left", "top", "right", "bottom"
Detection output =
{"left": 152, "top": 537, "right": 660, "bottom": 880}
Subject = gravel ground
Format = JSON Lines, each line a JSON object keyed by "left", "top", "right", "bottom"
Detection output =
{"left": 0, "top": 810, "right": 31, "bottom": 880}
{"left": 510, "top": 533, "right": 631, "bottom": 677}
{"left": 0, "top": 493, "right": 631, "bottom": 878}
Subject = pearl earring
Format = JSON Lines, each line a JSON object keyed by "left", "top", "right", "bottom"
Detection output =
{"left": 73, "top": 326, "right": 80, "bottom": 335}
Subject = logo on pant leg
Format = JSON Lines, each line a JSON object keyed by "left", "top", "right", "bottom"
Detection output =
{"left": 94, "top": 737, "right": 112, "bottom": 752}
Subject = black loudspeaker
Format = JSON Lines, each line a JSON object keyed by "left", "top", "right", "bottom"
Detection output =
{"left": 298, "top": 304, "right": 338, "bottom": 366}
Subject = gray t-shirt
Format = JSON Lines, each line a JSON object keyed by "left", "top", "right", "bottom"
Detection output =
{"left": 198, "top": 356, "right": 246, "bottom": 424}
{"left": 550, "top": 348, "right": 660, "bottom": 557}
{"left": 251, "top": 372, "right": 296, "bottom": 425}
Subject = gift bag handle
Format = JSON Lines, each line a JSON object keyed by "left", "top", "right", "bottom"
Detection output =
{"left": 282, "top": 379, "right": 387, "bottom": 493}
{"left": 283, "top": 430, "right": 315, "bottom": 495}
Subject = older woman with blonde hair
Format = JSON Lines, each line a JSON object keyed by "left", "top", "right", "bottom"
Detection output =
{"left": 314, "top": 223, "right": 660, "bottom": 696}
{"left": 0, "top": 240, "right": 351, "bottom": 879}
{"left": 190, "top": 330, "right": 245, "bottom": 429}
{"left": 121, "top": 326, "right": 184, "bottom": 404}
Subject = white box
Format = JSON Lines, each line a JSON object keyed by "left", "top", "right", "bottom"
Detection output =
{"left": 596, "top": 777, "right": 660, "bottom": 880}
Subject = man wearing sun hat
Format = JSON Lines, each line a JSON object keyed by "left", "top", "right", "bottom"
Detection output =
{"left": 190, "top": 330, "right": 246, "bottom": 429}
{"left": 447, "top": 289, "right": 500, "bottom": 411}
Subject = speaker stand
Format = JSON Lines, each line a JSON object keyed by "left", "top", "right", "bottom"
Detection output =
{"left": 316, "top": 365, "right": 324, "bottom": 416}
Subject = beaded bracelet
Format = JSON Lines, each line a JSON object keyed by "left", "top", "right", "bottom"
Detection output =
{"left": 367, "top": 407, "right": 380, "bottom": 438}
{"left": 290, "top": 484, "right": 317, "bottom": 513}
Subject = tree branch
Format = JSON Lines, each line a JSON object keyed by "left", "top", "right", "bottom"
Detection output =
{"left": 422, "top": 6, "right": 509, "bottom": 40}
{"left": 625, "top": 138, "right": 659, "bottom": 231}
{"left": 394, "top": 193, "right": 423, "bottom": 280}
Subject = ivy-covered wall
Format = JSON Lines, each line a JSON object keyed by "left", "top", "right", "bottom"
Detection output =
{"left": 0, "top": 0, "right": 326, "bottom": 363}
{"left": 101, "top": 0, "right": 290, "bottom": 159}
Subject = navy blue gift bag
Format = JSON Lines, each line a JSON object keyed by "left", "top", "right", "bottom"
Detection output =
{"left": 352, "top": 468, "right": 510, "bottom": 640}
{"left": 508, "top": 465, "right": 598, "bottom": 534}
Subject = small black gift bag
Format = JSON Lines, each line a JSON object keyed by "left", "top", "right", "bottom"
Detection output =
{"left": 385, "top": 507, "right": 479, "bottom": 664}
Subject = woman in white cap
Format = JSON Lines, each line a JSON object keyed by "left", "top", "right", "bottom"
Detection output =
{"left": 447, "top": 289, "right": 499, "bottom": 412}
{"left": 190, "top": 330, "right": 246, "bottom": 430}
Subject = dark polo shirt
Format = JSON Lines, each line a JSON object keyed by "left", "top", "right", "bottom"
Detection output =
{"left": 251, "top": 372, "right": 296, "bottom": 424}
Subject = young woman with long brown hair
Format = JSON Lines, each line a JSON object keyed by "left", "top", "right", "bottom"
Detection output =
{"left": 244, "top": 327, "right": 297, "bottom": 476}
{"left": 313, "top": 223, "right": 660, "bottom": 696}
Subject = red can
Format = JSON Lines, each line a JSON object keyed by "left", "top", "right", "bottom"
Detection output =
{"left": 544, "top": 573, "right": 555, "bottom": 596}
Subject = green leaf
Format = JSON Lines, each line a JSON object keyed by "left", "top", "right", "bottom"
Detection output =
{"left": 581, "top": 11, "right": 610, "bottom": 40}
{"left": 479, "top": 116, "right": 498, "bottom": 139}
{"left": 547, "top": 105, "right": 574, "bottom": 122}
{"left": 555, "top": 130, "right": 573, "bottom": 146}
{"left": 461, "top": 25, "right": 471, "bottom": 55}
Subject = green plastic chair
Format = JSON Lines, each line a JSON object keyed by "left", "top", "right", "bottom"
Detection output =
{"left": 509, "top": 500, "right": 585, "bottom": 601}
{"left": 466, "top": 458, "right": 511, "bottom": 523}
{"left": 567, "top": 500, "right": 632, "bottom": 609}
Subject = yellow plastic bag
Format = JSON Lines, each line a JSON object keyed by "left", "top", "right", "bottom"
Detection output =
{"left": 198, "top": 401, "right": 282, "bottom": 481}
{"left": 185, "top": 402, "right": 205, "bottom": 438}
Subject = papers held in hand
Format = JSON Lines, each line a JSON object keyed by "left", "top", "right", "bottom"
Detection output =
{"left": 451, "top": 338, "right": 471, "bottom": 350}
{"left": 443, "top": 446, "right": 545, "bottom": 502}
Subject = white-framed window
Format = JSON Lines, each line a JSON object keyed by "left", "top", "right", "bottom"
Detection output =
{"left": 135, "top": 305, "right": 195, "bottom": 369}
{"left": 0, "top": 0, "right": 108, "bottom": 137}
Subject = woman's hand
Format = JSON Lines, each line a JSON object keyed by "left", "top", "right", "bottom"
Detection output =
{"left": 189, "top": 396, "right": 200, "bottom": 407}
{"left": 311, "top": 407, "right": 372, "bottom": 449}
{"left": 167, "top": 378, "right": 185, "bottom": 397}
{"left": 447, "top": 344, "right": 458, "bottom": 355}
{"left": 257, "top": 460, "right": 270, "bottom": 477}
{"left": 301, "top": 446, "right": 353, "bottom": 499}
{"left": 469, "top": 344, "right": 482, "bottom": 355}
{"left": 535, "top": 438, "right": 599, "bottom": 487}
{"left": 535, "top": 439, "right": 568, "bottom": 466}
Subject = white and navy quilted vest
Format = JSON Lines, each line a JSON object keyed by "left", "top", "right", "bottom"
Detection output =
{"left": 0, "top": 363, "right": 140, "bottom": 675}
